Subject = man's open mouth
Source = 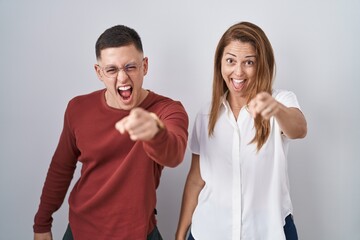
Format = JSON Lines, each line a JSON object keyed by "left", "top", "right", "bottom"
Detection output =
{"left": 118, "top": 86, "right": 132, "bottom": 100}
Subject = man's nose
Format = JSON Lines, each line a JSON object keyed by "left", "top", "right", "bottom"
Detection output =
{"left": 116, "top": 68, "right": 128, "bottom": 82}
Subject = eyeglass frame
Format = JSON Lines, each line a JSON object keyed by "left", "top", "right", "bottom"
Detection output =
{"left": 97, "top": 58, "right": 145, "bottom": 78}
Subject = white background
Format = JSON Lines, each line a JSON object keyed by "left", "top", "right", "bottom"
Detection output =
{"left": 0, "top": 0, "right": 359, "bottom": 239}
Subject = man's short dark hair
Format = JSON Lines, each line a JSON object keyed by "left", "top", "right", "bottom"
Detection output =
{"left": 95, "top": 25, "right": 143, "bottom": 60}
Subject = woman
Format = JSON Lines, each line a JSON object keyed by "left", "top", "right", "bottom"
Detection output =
{"left": 176, "top": 22, "right": 307, "bottom": 240}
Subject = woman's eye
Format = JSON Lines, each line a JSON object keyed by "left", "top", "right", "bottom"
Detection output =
{"left": 245, "top": 60, "right": 254, "bottom": 65}
{"left": 226, "top": 58, "right": 234, "bottom": 64}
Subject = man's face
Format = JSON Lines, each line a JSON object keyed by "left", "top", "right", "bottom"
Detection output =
{"left": 95, "top": 44, "right": 148, "bottom": 110}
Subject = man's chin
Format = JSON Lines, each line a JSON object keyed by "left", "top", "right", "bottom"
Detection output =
{"left": 120, "top": 100, "right": 136, "bottom": 110}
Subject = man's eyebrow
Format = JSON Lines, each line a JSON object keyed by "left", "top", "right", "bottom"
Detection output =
{"left": 103, "top": 64, "right": 117, "bottom": 67}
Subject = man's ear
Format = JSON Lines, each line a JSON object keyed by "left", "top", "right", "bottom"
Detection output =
{"left": 142, "top": 57, "right": 148, "bottom": 76}
{"left": 94, "top": 64, "right": 103, "bottom": 81}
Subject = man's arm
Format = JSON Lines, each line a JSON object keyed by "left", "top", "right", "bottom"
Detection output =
{"left": 115, "top": 103, "right": 189, "bottom": 167}
{"left": 34, "top": 232, "right": 52, "bottom": 240}
{"left": 34, "top": 104, "right": 79, "bottom": 234}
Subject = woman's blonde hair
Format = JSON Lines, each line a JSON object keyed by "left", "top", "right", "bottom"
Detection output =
{"left": 208, "top": 21, "right": 275, "bottom": 151}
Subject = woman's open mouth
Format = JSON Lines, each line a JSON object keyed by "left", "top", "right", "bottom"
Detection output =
{"left": 232, "top": 79, "right": 245, "bottom": 90}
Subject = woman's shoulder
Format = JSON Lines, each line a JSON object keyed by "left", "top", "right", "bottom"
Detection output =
{"left": 272, "top": 89, "right": 300, "bottom": 107}
{"left": 196, "top": 101, "right": 212, "bottom": 116}
{"left": 272, "top": 89, "right": 297, "bottom": 99}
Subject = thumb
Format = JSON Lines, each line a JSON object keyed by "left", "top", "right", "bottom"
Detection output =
{"left": 247, "top": 100, "right": 257, "bottom": 118}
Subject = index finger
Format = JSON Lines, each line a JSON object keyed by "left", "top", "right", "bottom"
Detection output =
{"left": 115, "top": 117, "right": 128, "bottom": 134}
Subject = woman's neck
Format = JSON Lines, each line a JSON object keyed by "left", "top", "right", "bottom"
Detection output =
{"left": 227, "top": 95, "right": 247, "bottom": 120}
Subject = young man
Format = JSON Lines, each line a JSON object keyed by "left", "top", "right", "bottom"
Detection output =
{"left": 34, "top": 25, "right": 189, "bottom": 240}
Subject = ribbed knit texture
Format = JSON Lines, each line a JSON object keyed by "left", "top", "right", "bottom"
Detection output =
{"left": 34, "top": 89, "right": 188, "bottom": 239}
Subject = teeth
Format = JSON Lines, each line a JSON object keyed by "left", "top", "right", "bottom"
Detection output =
{"left": 233, "top": 79, "right": 244, "bottom": 84}
{"left": 118, "top": 86, "right": 131, "bottom": 91}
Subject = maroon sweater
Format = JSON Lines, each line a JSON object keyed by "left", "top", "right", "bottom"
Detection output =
{"left": 33, "top": 89, "right": 188, "bottom": 239}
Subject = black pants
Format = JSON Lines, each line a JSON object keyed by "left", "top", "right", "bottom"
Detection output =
{"left": 188, "top": 214, "right": 298, "bottom": 240}
{"left": 283, "top": 214, "right": 298, "bottom": 240}
{"left": 63, "top": 224, "right": 163, "bottom": 240}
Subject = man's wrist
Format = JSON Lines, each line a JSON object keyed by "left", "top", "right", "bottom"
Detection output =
{"left": 149, "top": 113, "right": 165, "bottom": 132}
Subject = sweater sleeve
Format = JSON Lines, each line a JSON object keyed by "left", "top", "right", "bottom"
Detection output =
{"left": 33, "top": 102, "right": 79, "bottom": 233}
{"left": 143, "top": 101, "right": 189, "bottom": 168}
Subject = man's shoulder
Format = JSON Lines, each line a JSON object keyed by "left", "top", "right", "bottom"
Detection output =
{"left": 69, "top": 89, "right": 103, "bottom": 104}
{"left": 66, "top": 89, "right": 104, "bottom": 113}
{"left": 146, "top": 91, "right": 188, "bottom": 121}
{"left": 149, "top": 91, "right": 175, "bottom": 101}
{"left": 147, "top": 91, "right": 183, "bottom": 108}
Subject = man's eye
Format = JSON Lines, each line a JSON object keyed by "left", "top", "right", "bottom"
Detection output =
{"left": 105, "top": 68, "right": 118, "bottom": 74}
{"left": 125, "top": 65, "right": 137, "bottom": 72}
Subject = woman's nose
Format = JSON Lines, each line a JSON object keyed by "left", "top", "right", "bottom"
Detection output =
{"left": 234, "top": 64, "right": 243, "bottom": 76}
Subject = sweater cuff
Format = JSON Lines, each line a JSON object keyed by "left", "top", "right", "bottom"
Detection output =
{"left": 33, "top": 224, "right": 52, "bottom": 233}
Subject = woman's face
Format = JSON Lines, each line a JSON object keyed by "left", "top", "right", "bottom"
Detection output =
{"left": 221, "top": 40, "right": 257, "bottom": 102}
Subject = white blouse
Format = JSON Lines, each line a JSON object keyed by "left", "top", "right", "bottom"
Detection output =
{"left": 190, "top": 89, "right": 301, "bottom": 240}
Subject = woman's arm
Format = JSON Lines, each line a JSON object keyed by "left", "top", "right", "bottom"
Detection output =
{"left": 248, "top": 92, "right": 307, "bottom": 139}
{"left": 274, "top": 104, "right": 307, "bottom": 139}
{"left": 176, "top": 154, "right": 205, "bottom": 240}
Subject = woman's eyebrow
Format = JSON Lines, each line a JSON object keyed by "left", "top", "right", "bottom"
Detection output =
{"left": 225, "top": 52, "right": 256, "bottom": 58}
{"left": 225, "top": 52, "right": 236, "bottom": 57}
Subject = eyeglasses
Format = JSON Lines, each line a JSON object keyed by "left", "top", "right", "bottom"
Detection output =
{"left": 98, "top": 58, "right": 144, "bottom": 78}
